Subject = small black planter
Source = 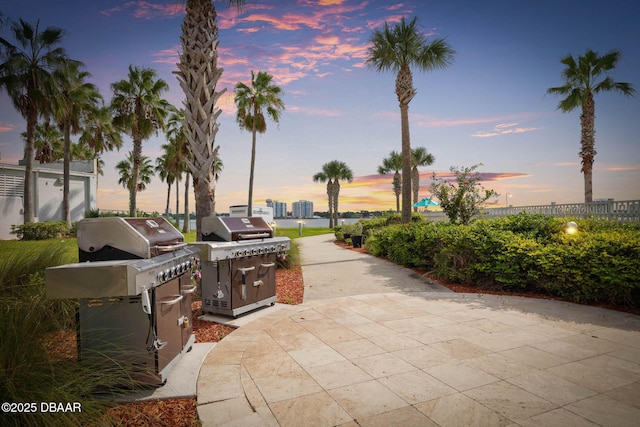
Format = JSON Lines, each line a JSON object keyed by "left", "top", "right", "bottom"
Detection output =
{"left": 351, "top": 235, "right": 363, "bottom": 248}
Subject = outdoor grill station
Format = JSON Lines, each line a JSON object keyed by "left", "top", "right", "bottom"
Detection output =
{"left": 45, "top": 215, "right": 289, "bottom": 385}
{"left": 193, "top": 215, "right": 290, "bottom": 318}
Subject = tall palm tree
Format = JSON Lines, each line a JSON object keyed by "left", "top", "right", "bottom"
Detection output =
{"left": 176, "top": 0, "right": 246, "bottom": 240}
{"left": 411, "top": 147, "right": 435, "bottom": 212}
{"left": 366, "top": 16, "right": 454, "bottom": 224}
{"left": 0, "top": 18, "right": 69, "bottom": 223}
{"left": 547, "top": 49, "right": 635, "bottom": 203}
{"left": 377, "top": 150, "right": 402, "bottom": 213}
{"left": 111, "top": 65, "right": 171, "bottom": 216}
{"left": 116, "top": 152, "right": 154, "bottom": 207}
{"left": 313, "top": 160, "right": 353, "bottom": 228}
{"left": 52, "top": 60, "right": 101, "bottom": 227}
{"left": 234, "top": 70, "right": 285, "bottom": 216}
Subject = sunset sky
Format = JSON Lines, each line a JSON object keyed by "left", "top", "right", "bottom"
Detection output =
{"left": 1, "top": 0, "right": 639, "bottom": 214}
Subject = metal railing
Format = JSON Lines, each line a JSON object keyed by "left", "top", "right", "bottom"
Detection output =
{"left": 423, "top": 199, "right": 640, "bottom": 223}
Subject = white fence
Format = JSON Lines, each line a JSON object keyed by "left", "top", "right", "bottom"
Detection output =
{"left": 423, "top": 199, "right": 640, "bottom": 223}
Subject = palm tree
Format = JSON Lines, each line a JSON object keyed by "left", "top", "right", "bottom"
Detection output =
{"left": 366, "top": 16, "right": 455, "bottom": 224}
{"left": 313, "top": 160, "right": 353, "bottom": 228}
{"left": 0, "top": 18, "right": 69, "bottom": 223}
{"left": 29, "top": 122, "right": 63, "bottom": 163}
{"left": 176, "top": 0, "right": 246, "bottom": 240}
{"left": 111, "top": 65, "right": 171, "bottom": 216}
{"left": 234, "top": 70, "right": 285, "bottom": 216}
{"left": 377, "top": 150, "right": 402, "bottom": 212}
{"left": 410, "top": 147, "right": 435, "bottom": 212}
{"left": 79, "top": 105, "right": 123, "bottom": 162}
{"left": 116, "top": 152, "right": 154, "bottom": 206}
{"left": 51, "top": 60, "right": 101, "bottom": 227}
{"left": 155, "top": 148, "right": 177, "bottom": 216}
{"left": 165, "top": 109, "right": 193, "bottom": 232}
{"left": 547, "top": 49, "right": 635, "bottom": 203}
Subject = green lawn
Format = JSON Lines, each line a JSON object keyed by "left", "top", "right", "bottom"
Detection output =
{"left": 0, "top": 238, "right": 79, "bottom": 263}
{"left": 182, "top": 227, "right": 332, "bottom": 242}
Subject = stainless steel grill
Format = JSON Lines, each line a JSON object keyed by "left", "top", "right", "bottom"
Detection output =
{"left": 193, "top": 216, "right": 290, "bottom": 318}
{"left": 45, "top": 217, "right": 200, "bottom": 385}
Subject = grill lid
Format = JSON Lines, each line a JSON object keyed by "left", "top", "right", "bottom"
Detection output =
{"left": 78, "top": 217, "right": 184, "bottom": 259}
{"left": 201, "top": 216, "right": 273, "bottom": 242}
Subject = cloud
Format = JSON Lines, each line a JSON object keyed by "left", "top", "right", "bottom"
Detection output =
{"left": 472, "top": 122, "right": 542, "bottom": 138}
{"left": 604, "top": 164, "right": 639, "bottom": 171}
{"left": 101, "top": 1, "right": 183, "bottom": 19}
{"left": 287, "top": 106, "right": 342, "bottom": 117}
{"left": 0, "top": 123, "right": 17, "bottom": 133}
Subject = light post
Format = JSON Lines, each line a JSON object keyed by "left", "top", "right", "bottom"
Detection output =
{"left": 505, "top": 193, "right": 512, "bottom": 207}
{"left": 297, "top": 220, "right": 304, "bottom": 236}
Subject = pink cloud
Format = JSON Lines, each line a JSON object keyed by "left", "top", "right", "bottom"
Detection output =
{"left": 287, "top": 106, "right": 342, "bottom": 117}
{"left": 0, "top": 123, "right": 17, "bottom": 133}
{"left": 101, "top": 1, "right": 184, "bottom": 19}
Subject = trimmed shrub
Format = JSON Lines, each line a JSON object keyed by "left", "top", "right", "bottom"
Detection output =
{"left": 363, "top": 212, "right": 640, "bottom": 309}
{"left": 10, "top": 221, "right": 71, "bottom": 240}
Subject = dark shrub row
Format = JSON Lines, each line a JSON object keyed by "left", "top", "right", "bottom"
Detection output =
{"left": 365, "top": 213, "right": 640, "bottom": 308}
{"left": 11, "top": 221, "right": 71, "bottom": 240}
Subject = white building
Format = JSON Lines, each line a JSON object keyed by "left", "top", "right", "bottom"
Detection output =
{"left": 0, "top": 159, "right": 98, "bottom": 239}
{"left": 292, "top": 200, "right": 314, "bottom": 218}
{"left": 266, "top": 199, "right": 287, "bottom": 218}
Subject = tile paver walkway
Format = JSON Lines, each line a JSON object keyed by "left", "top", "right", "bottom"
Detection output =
{"left": 196, "top": 234, "right": 640, "bottom": 426}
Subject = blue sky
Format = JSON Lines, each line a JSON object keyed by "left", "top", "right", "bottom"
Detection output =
{"left": 1, "top": 0, "right": 639, "bottom": 214}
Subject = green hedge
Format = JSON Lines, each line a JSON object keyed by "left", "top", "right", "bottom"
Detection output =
{"left": 10, "top": 221, "right": 72, "bottom": 240}
{"left": 365, "top": 212, "right": 640, "bottom": 308}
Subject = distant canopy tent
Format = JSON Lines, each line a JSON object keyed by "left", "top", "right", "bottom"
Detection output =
{"left": 413, "top": 197, "right": 439, "bottom": 210}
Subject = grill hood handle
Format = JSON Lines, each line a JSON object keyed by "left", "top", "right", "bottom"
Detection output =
{"left": 238, "top": 232, "right": 270, "bottom": 239}
{"left": 154, "top": 242, "right": 188, "bottom": 252}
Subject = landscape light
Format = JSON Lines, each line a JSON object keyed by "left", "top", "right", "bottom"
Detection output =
{"left": 564, "top": 221, "right": 578, "bottom": 234}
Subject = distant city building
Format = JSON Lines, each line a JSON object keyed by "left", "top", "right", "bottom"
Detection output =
{"left": 292, "top": 200, "right": 314, "bottom": 218}
{"left": 266, "top": 199, "right": 287, "bottom": 218}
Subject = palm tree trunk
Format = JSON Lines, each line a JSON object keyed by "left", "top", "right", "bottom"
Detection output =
{"left": 411, "top": 166, "right": 419, "bottom": 213}
{"left": 130, "top": 138, "right": 141, "bottom": 217}
{"left": 333, "top": 181, "right": 340, "bottom": 228}
{"left": 396, "top": 64, "right": 415, "bottom": 224}
{"left": 393, "top": 172, "right": 401, "bottom": 213}
{"left": 326, "top": 180, "right": 333, "bottom": 228}
{"left": 400, "top": 103, "right": 412, "bottom": 223}
{"left": 165, "top": 183, "right": 171, "bottom": 215}
{"left": 248, "top": 104, "right": 258, "bottom": 217}
{"left": 182, "top": 173, "right": 190, "bottom": 233}
{"left": 23, "top": 106, "right": 37, "bottom": 223}
{"left": 580, "top": 92, "right": 596, "bottom": 204}
{"left": 177, "top": 0, "right": 223, "bottom": 240}
{"left": 63, "top": 123, "right": 71, "bottom": 228}
{"left": 175, "top": 175, "right": 180, "bottom": 223}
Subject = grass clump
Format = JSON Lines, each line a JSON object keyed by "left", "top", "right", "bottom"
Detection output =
{"left": 0, "top": 240, "right": 140, "bottom": 426}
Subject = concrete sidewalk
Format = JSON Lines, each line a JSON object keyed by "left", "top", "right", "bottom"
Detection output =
{"left": 298, "top": 234, "right": 451, "bottom": 300}
{"left": 196, "top": 234, "right": 640, "bottom": 426}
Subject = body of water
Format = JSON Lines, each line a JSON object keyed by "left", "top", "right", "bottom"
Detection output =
{"left": 178, "top": 217, "right": 361, "bottom": 230}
